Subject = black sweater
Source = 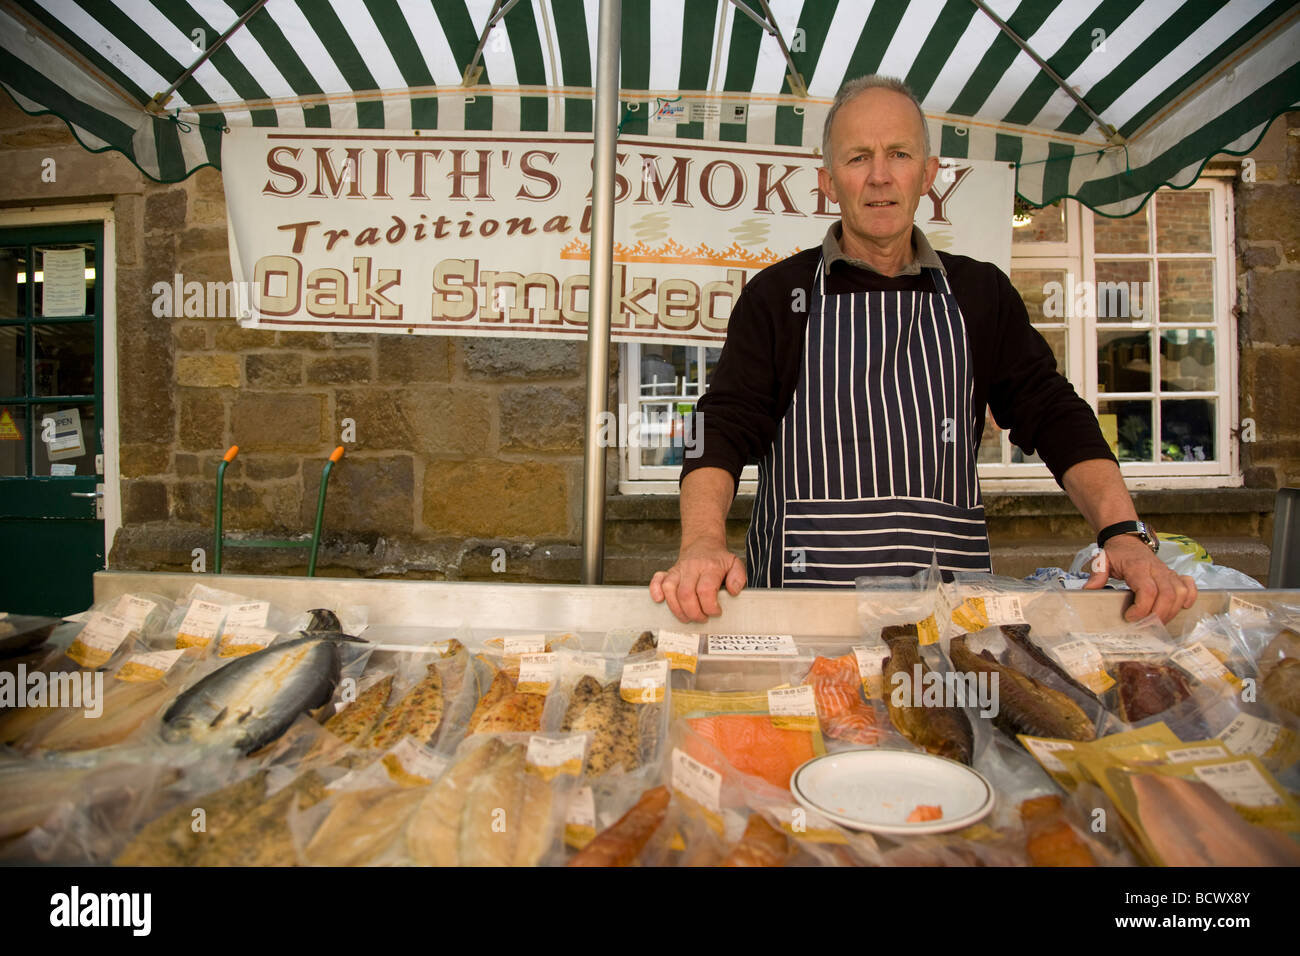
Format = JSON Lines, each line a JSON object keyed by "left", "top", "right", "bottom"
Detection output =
{"left": 682, "top": 245, "right": 1116, "bottom": 493}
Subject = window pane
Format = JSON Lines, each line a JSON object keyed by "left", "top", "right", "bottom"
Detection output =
{"left": 1094, "top": 260, "right": 1153, "bottom": 322}
{"left": 33, "top": 401, "right": 97, "bottom": 476}
{"left": 639, "top": 345, "right": 688, "bottom": 395}
{"left": 0, "top": 247, "right": 28, "bottom": 319}
{"left": 1014, "top": 203, "right": 1066, "bottom": 243}
{"left": 34, "top": 244, "right": 96, "bottom": 317}
{"left": 1094, "top": 206, "right": 1148, "bottom": 254}
{"left": 703, "top": 346, "right": 723, "bottom": 388}
{"left": 34, "top": 323, "right": 95, "bottom": 397}
{"left": 0, "top": 403, "right": 25, "bottom": 475}
{"left": 1158, "top": 260, "right": 1214, "bottom": 323}
{"left": 1037, "top": 327, "right": 1068, "bottom": 374}
{"left": 1097, "top": 330, "right": 1152, "bottom": 393}
{"left": 637, "top": 399, "right": 687, "bottom": 467}
{"left": 1160, "top": 330, "right": 1215, "bottom": 392}
{"left": 1098, "top": 400, "right": 1153, "bottom": 462}
{"left": 978, "top": 409, "right": 1002, "bottom": 464}
{"left": 1010, "top": 268, "right": 1067, "bottom": 325}
{"left": 1161, "top": 399, "right": 1215, "bottom": 462}
{"left": 0, "top": 325, "right": 24, "bottom": 397}
{"left": 1156, "top": 191, "right": 1212, "bottom": 253}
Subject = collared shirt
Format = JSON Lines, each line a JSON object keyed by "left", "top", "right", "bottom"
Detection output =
{"left": 820, "top": 222, "right": 945, "bottom": 277}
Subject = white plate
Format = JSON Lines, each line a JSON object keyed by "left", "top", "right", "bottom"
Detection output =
{"left": 790, "top": 750, "right": 995, "bottom": 835}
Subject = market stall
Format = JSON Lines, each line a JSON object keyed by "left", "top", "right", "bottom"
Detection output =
{"left": 2, "top": 571, "right": 1298, "bottom": 867}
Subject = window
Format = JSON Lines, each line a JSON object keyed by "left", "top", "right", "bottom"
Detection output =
{"left": 992, "top": 177, "right": 1237, "bottom": 486}
{"left": 618, "top": 178, "right": 1237, "bottom": 493}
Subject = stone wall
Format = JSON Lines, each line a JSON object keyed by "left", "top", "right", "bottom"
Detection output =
{"left": 1, "top": 96, "right": 1295, "bottom": 587}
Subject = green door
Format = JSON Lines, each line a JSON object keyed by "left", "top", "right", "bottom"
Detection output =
{"left": 0, "top": 223, "right": 105, "bottom": 615}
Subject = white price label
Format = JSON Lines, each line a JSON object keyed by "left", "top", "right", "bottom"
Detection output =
{"left": 517, "top": 652, "right": 557, "bottom": 691}
{"left": 1050, "top": 638, "right": 1114, "bottom": 692}
{"left": 218, "top": 625, "right": 278, "bottom": 656}
{"left": 116, "top": 649, "right": 187, "bottom": 682}
{"left": 671, "top": 748, "right": 722, "bottom": 812}
{"left": 1227, "top": 595, "right": 1272, "bottom": 625}
{"left": 527, "top": 734, "right": 587, "bottom": 773}
{"left": 1191, "top": 760, "right": 1283, "bottom": 808}
{"left": 1021, "top": 737, "right": 1077, "bottom": 773}
{"left": 852, "top": 645, "right": 886, "bottom": 679}
{"left": 383, "top": 738, "right": 447, "bottom": 784}
{"left": 620, "top": 659, "right": 668, "bottom": 703}
{"left": 1164, "top": 744, "right": 1231, "bottom": 764}
{"left": 1171, "top": 642, "right": 1231, "bottom": 683}
{"left": 658, "top": 630, "right": 701, "bottom": 672}
{"left": 566, "top": 787, "right": 596, "bottom": 829}
{"left": 114, "top": 594, "right": 157, "bottom": 628}
{"left": 1216, "top": 713, "right": 1282, "bottom": 758}
{"left": 224, "top": 602, "right": 270, "bottom": 630}
{"left": 77, "top": 613, "right": 133, "bottom": 652}
{"left": 1088, "top": 632, "right": 1172, "bottom": 660}
{"left": 706, "top": 633, "right": 798, "bottom": 657}
{"left": 767, "top": 684, "right": 817, "bottom": 717}
{"left": 981, "top": 595, "right": 1026, "bottom": 624}
{"left": 502, "top": 634, "right": 548, "bottom": 656}
{"left": 176, "top": 600, "right": 225, "bottom": 647}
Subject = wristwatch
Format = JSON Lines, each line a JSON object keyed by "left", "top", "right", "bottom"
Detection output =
{"left": 1097, "top": 520, "right": 1158, "bottom": 553}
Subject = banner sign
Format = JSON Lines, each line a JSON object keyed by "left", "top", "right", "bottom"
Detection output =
{"left": 222, "top": 129, "right": 1013, "bottom": 346}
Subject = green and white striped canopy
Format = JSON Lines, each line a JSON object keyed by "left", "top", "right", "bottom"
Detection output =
{"left": 2, "top": 0, "right": 1297, "bottom": 214}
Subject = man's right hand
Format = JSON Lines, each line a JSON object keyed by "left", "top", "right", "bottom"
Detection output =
{"left": 649, "top": 538, "right": 747, "bottom": 623}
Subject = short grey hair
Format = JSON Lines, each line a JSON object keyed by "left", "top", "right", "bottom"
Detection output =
{"left": 821, "top": 75, "right": 931, "bottom": 166}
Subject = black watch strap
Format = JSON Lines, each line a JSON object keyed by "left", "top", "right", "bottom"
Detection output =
{"left": 1097, "top": 520, "right": 1157, "bottom": 552}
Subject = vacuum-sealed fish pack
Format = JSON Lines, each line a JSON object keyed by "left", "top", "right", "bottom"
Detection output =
{"left": 404, "top": 731, "right": 584, "bottom": 866}
{"left": 540, "top": 647, "right": 670, "bottom": 780}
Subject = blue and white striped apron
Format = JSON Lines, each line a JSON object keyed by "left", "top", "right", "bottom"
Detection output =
{"left": 745, "top": 257, "right": 992, "bottom": 587}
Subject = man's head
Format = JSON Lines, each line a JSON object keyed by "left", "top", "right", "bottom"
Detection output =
{"left": 817, "top": 75, "right": 939, "bottom": 262}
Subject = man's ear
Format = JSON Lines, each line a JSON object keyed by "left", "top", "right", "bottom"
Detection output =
{"left": 922, "top": 155, "right": 940, "bottom": 193}
{"left": 817, "top": 166, "right": 837, "bottom": 205}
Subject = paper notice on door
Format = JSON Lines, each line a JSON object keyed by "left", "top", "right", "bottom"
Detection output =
{"left": 44, "top": 408, "right": 85, "bottom": 461}
{"left": 40, "top": 248, "right": 86, "bottom": 316}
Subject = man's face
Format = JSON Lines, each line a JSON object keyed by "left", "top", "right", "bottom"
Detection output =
{"left": 817, "top": 88, "right": 939, "bottom": 254}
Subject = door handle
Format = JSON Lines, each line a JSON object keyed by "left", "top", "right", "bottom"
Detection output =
{"left": 71, "top": 484, "right": 106, "bottom": 519}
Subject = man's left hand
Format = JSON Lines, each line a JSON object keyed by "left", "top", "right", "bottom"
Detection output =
{"left": 1083, "top": 535, "right": 1198, "bottom": 623}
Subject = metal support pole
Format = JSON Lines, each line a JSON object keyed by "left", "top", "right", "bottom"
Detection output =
{"left": 581, "top": 0, "right": 622, "bottom": 585}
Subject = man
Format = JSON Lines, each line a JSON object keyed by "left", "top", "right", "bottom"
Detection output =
{"left": 649, "top": 75, "right": 1196, "bottom": 624}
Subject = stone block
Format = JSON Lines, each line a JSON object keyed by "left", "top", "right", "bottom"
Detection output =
{"left": 402, "top": 388, "right": 492, "bottom": 457}
{"left": 303, "top": 455, "right": 413, "bottom": 533}
{"left": 278, "top": 331, "right": 331, "bottom": 349}
{"left": 243, "top": 457, "right": 301, "bottom": 480}
{"left": 178, "top": 226, "right": 228, "bottom": 257}
{"left": 171, "top": 480, "right": 215, "bottom": 524}
{"left": 173, "top": 453, "right": 199, "bottom": 477}
{"left": 114, "top": 194, "right": 141, "bottom": 268}
{"left": 178, "top": 389, "right": 226, "bottom": 450}
{"left": 246, "top": 352, "right": 303, "bottom": 387}
{"left": 307, "top": 354, "right": 373, "bottom": 385}
{"left": 222, "top": 481, "right": 302, "bottom": 533}
{"left": 421, "top": 459, "right": 568, "bottom": 537}
{"left": 1245, "top": 349, "right": 1300, "bottom": 435}
{"left": 142, "top": 233, "right": 176, "bottom": 286}
{"left": 119, "top": 443, "right": 170, "bottom": 478}
{"left": 1242, "top": 244, "right": 1280, "bottom": 269}
{"left": 116, "top": 309, "right": 173, "bottom": 445}
{"left": 144, "top": 189, "right": 187, "bottom": 234}
{"left": 336, "top": 389, "right": 412, "bottom": 450}
{"left": 460, "top": 338, "right": 580, "bottom": 379}
{"left": 176, "top": 353, "right": 241, "bottom": 388}
{"left": 499, "top": 385, "right": 584, "bottom": 451}
{"left": 189, "top": 166, "right": 225, "bottom": 201}
{"left": 215, "top": 324, "right": 276, "bottom": 350}
{"left": 173, "top": 325, "right": 208, "bottom": 350}
{"left": 378, "top": 335, "right": 453, "bottom": 382}
{"left": 1243, "top": 465, "right": 1277, "bottom": 488}
{"left": 1245, "top": 270, "right": 1300, "bottom": 345}
{"left": 231, "top": 393, "right": 326, "bottom": 451}
{"left": 332, "top": 332, "right": 376, "bottom": 348}
{"left": 122, "top": 480, "right": 168, "bottom": 523}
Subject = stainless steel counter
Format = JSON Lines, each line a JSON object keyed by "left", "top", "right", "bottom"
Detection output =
{"left": 93, "top": 570, "right": 1300, "bottom": 643}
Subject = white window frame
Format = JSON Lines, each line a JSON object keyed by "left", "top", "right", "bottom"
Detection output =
{"left": 985, "top": 176, "right": 1238, "bottom": 491}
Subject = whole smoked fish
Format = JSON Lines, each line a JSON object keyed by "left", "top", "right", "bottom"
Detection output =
{"left": 881, "top": 625, "right": 974, "bottom": 765}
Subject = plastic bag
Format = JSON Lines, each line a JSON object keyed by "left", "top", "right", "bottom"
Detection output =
{"left": 1069, "top": 538, "right": 1264, "bottom": 590}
